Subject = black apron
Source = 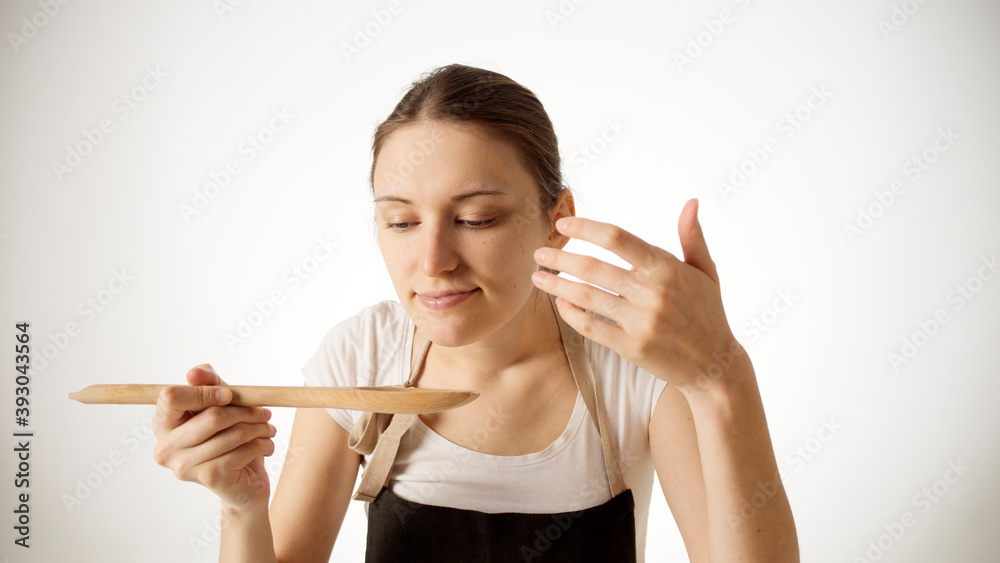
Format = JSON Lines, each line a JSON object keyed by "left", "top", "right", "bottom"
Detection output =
{"left": 348, "top": 292, "right": 638, "bottom": 562}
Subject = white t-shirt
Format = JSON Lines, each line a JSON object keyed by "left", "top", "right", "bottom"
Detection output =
{"left": 301, "top": 299, "right": 669, "bottom": 560}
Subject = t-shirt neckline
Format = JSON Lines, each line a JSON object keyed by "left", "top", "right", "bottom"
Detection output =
{"left": 403, "top": 314, "right": 586, "bottom": 466}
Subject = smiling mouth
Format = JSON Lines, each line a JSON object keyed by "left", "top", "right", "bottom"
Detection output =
{"left": 415, "top": 288, "right": 479, "bottom": 310}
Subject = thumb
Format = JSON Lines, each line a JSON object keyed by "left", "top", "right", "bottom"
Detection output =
{"left": 678, "top": 198, "right": 720, "bottom": 284}
{"left": 187, "top": 363, "right": 227, "bottom": 386}
{"left": 187, "top": 363, "right": 231, "bottom": 403}
{"left": 154, "top": 365, "right": 232, "bottom": 429}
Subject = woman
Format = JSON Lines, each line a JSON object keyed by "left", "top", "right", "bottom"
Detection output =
{"left": 152, "top": 63, "right": 798, "bottom": 562}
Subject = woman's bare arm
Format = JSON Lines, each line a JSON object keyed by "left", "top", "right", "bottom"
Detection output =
{"left": 267, "top": 404, "right": 361, "bottom": 562}
{"left": 649, "top": 383, "right": 711, "bottom": 562}
{"left": 219, "top": 499, "right": 278, "bottom": 563}
{"left": 650, "top": 356, "right": 798, "bottom": 562}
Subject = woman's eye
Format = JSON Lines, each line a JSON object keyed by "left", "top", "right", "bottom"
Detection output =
{"left": 384, "top": 218, "right": 498, "bottom": 231}
{"left": 459, "top": 218, "right": 497, "bottom": 229}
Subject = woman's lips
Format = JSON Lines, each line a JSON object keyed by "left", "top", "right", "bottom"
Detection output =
{"left": 416, "top": 288, "right": 479, "bottom": 310}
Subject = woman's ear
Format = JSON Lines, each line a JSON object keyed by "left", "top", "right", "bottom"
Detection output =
{"left": 547, "top": 188, "right": 575, "bottom": 249}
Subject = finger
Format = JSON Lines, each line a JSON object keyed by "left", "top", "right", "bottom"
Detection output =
{"left": 187, "top": 363, "right": 227, "bottom": 387}
{"left": 554, "top": 216, "right": 673, "bottom": 275}
{"left": 532, "top": 270, "right": 632, "bottom": 327}
{"left": 677, "top": 198, "right": 719, "bottom": 284}
{"left": 169, "top": 405, "right": 272, "bottom": 451}
{"left": 182, "top": 436, "right": 275, "bottom": 488}
{"left": 154, "top": 383, "right": 233, "bottom": 432}
{"left": 533, "top": 246, "right": 633, "bottom": 297}
{"left": 182, "top": 419, "right": 276, "bottom": 469}
{"left": 551, "top": 295, "right": 627, "bottom": 353}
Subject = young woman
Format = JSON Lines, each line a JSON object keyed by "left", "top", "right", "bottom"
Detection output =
{"left": 152, "top": 64, "right": 798, "bottom": 562}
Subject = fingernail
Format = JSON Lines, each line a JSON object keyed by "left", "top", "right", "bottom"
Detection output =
{"left": 215, "top": 388, "right": 231, "bottom": 404}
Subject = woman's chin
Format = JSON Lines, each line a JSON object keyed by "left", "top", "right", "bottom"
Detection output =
{"left": 418, "top": 321, "right": 482, "bottom": 348}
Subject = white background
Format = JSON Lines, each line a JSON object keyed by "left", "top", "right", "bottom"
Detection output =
{"left": 1, "top": 1, "right": 998, "bottom": 561}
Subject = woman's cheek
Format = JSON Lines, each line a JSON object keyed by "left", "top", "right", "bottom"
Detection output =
{"left": 489, "top": 237, "right": 531, "bottom": 272}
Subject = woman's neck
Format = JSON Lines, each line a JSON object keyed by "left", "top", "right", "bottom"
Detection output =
{"left": 414, "top": 289, "right": 564, "bottom": 386}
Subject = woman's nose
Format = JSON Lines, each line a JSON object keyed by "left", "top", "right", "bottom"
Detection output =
{"left": 419, "top": 223, "right": 459, "bottom": 276}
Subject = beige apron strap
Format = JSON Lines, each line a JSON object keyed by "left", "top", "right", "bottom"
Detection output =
{"left": 347, "top": 407, "right": 386, "bottom": 456}
{"left": 351, "top": 335, "right": 432, "bottom": 502}
{"left": 352, "top": 412, "right": 416, "bottom": 502}
{"left": 547, "top": 292, "right": 628, "bottom": 498}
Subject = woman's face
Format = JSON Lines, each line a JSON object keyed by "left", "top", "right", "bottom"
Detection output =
{"left": 373, "top": 119, "right": 571, "bottom": 347}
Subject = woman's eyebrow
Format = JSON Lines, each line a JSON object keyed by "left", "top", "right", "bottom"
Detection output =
{"left": 374, "top": 188, "right": 508, "bottom": 205}
{"left": 452, "top": 188, "right": 508, "bottom": 202}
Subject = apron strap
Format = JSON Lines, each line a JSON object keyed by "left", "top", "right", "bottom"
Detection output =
{"left": 351, "top": 412, "right": 416, "bottom": 502}
{"left": 350, "top": 336, "right": 432, "bottom": 501}
{"left": 548, "top": 292, "right": 627, "bottom": 498}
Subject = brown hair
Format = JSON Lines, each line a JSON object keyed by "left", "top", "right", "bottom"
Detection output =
{"left": 368, "top": 64, "right": 569, "bottom": 276}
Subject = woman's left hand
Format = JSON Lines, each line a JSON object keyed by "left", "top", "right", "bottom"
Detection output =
{"left": 531, "top": 198, "right": 749, "bottom": 393}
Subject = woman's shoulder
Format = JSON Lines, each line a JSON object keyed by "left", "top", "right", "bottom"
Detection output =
{"left": 575, "top": 309, "right": 635, "bottom": 378}
{"left": 576, "top": 310, "right": 667, "bottom": 423}
{"left": 316, "top": 299, "right": 410, "bottom": 345}
{"left": 304, "top": 299, "right": 412, "bottom": 387}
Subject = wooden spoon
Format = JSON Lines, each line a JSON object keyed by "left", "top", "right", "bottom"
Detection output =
{"left": 68, "top": 384, "right": 479, "bottom": 414}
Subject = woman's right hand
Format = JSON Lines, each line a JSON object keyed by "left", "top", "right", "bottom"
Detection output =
{"left": 152, "top": 364, "right": 277, "bottom": 509}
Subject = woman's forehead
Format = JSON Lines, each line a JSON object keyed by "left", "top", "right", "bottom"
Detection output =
{"left": 374, "top": 123, "right": 533, "bottom": 201}
{"left": 378, "top": 122, "right": 507, "bottom": 167}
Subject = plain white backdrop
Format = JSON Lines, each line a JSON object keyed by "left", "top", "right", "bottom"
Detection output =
{"left": 1, "top": 1, "right": 998, "bottom": 561}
